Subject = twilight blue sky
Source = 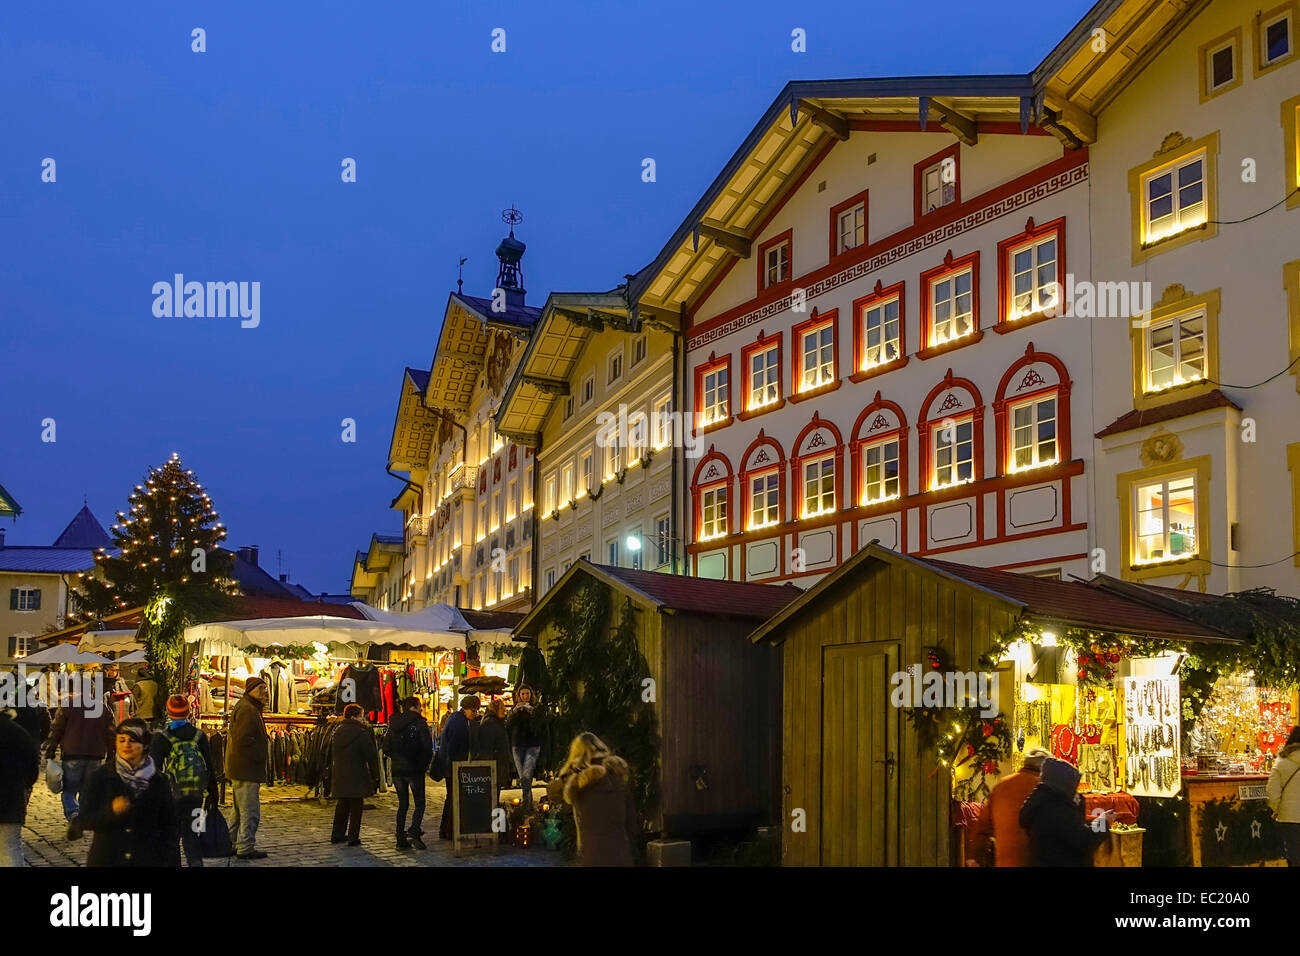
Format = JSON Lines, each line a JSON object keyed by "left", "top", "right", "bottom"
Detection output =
{"left": 0, "top": 1, "right": 1091, "bottom": 593}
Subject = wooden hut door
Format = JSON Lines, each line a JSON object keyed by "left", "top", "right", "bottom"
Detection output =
{"left": 819, "top": 642, "right": 899, "bottom": 866}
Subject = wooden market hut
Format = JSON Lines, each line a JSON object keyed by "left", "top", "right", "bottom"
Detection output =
{"left": 748, "top": 543, "right": 1234, "bottom": 867}
{"left": 513, "top": 559, "right": 802, "bottom": 835}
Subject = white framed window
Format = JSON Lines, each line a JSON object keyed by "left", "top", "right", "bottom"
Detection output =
{"left": 629, "top": 529, "right": 644, "bottom": 570}
{"left": 700, "top": 485, "right": 729, "bottom": 539}
{"left": 749, "top": 344, "right": 780, "bottom": 409}
{"left": 544, "top": 474, "right": 558, "bottom": 514}
{"left": 579, "top": 449, "right": 593, "bottom": 495}
{"left": 507, "top": 478, "right": 519, "bottom": 520}
{"left": 605, "top": 429, "right": 622, "bottom": 478}
{"left": 13, "top": 588, "right": 40, "bottom": 612}
{"left": 931, "top": 269, "right": 974, "bottom": 344}
{"left": 749, "top": 471, "right": 780, "bottom": 529}
{"left": 1008, "top": 235, "right": 1058, "bottom": 318}
{"left": 1205, "top": 37, "right": 1237, "bottom": 92}
{"left": 632, "top": 334, "right": 648, "bottom": 368}
{"left": 837, "top": 203, "right": 865, "bottom": 253}
{"left": 860, "top": 297, "right": 900, "bottom": 369}
{"left": 608, "top": 538, "right": 620, "bottom": 567}
{"left": 1134, "top": 474, "right": 1198, "bottom": 563}
{"left": 1009, "top": 397, "right": 1058, "bottom": 472}
{"left": 563, "top": 395, "right": 575, "bottom": 420}
{"left": 1143, "top": 152, "right": 1206, "bottom": 244}
{"left": 581, "top": 373, "right": 595, "bottom": 406}
{"left": 652, "top": 393, "right": 673, "bottom": 448}
{"left": 701, "top": 365, "right": 729, "bottom": 426}
{"left": 10, "top": 635, "right": 36, "bottom": 659}
{"left": 608, "top": 347, "right": 624, "bottom": 385}
{"left": 933, "top": 418, "right": 974, "bottom": 488}
{"left": 522, "top": 465, "right": 533, "bottom": 510}
{"left": 1262, "top": 9, "right": 1294, "bottom": 66}
{"left": 764, "top": 241, "right": 790, "bottom": 287}
{"left": 544, "top": 568, "right": 556, "bottom": 591}
{"left": 478, "top": 499, "right": 489, "bottom": 539}
{"left": 560, "top": 462, "right": 575, "bottom": 504}
{"left": 922, "top": 159, "right": 956, "bottom": 212}
{"left": 800, "top": 323, "right": 835, "bottom": 392}
{"left": 628, "top": 411, "right": 648, "bottom": 461}
{"left": 1145, "top": 309, "right": 1207, "bottom": 392}
{"left": 491, "top": 490, "right": 502, "bottom": 530}
{"left": 861, "top": 438, "right": 900, "bottom": 504}
{"left": 802, "top": 456, "right": 835, "bottom": 517}
{"left": 654, "top": 514, "right": 671, "bottom": 566}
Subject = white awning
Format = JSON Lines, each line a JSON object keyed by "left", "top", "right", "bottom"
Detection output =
{"left": 78, "top": 630, "right": 143, "bottom": 653}
{"left": 183, "top": 614, "right": 468, "bottom": 653}
{"left": 20, "top": 643, "right": 112, "bottom": 666}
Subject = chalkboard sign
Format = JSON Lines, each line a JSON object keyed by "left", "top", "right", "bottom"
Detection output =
{"left": 452, "top": 760, "right": 497, "bottom": 853}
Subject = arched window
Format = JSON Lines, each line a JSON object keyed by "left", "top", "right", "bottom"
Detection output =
{"left": 791, "top": 413, "right": 845, "bottom": 520}
{"left": 993, "top": 342, "right": 1072, "bottom": 476}
{"left": 739, "top": 430, "right": 787, "bottom": 532}
{"left": 850, "top": 391, "right": 908, "bottom": 508}
{"left": 918, "top": 370, "right": 985, "bottom": 492}
{"left": 691, "top": 446, "right": 733, "bottom": 543}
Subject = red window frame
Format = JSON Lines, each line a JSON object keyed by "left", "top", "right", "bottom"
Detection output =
{"left": 738, "top": 330, "right": 785, "bottom": 420}
{"left": 993, "top": 344, "right": 1072, "bottom": 475}
{"left": 693, "top": 351, "right": 733, "bottom": 434}
{"left": 829, "top": 188, "right": 869, "bottom": 259}
{"left": 851, "top": 279, "right": 909, "bottom": 383}
{"left": 691, "top": 448, "right": 733, "bottom": 543}
{"left": 918, "top": 371, "right": 985, "bottom": 493}
{"left": 791, "top": 413, "right": 844, "bottom": 521}
{"left": 757, "top": 228, "right": 794, "bottom": 294}
{"left": 918, "top": 250, "right": 982, "bottom": 360}
{"left": 849, "top": 392, "right": 909, "bottom": 510}
{"left": 996, "top": 216, "right": 1067, "bottom": 332}
{"left": 913, "top": 142, "right": 961, "bottom": 223}
{"left": 790, "top": 308, "right": 841, "bottom": 402}
{"left": 739, "top": 430, "right": 788, "bottom": 532}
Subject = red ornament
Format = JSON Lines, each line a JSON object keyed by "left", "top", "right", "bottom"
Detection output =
{"left": 967, "top": 744, "right": 975, "bottom": 757}
{"left": 1080, "top": 655, "right": 1091, "bottom": 666}
{"left": 1077, "top": 669, "right": 1087, "bottom": 679}
{"left": 1107, "top": 652, "right": 1120, "bottom": 664}
{"left": 982, "top": 724, "right": 993, "bottom": 737}
{"left": 982, "top": 760, "right": 998, "bottom": 774}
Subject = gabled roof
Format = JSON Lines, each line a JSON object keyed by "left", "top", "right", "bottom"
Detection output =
{"left": 750, "top": 544, "right": 1234, "bottom": 645}
{"left": 52, "top": 505, "right": 112, "bottom": 549}
{"left": 453, "top": 292, "right": 543, "bottom": 330}
{"left": 1096, "top": 389, "right": 1240, "bottom": 438}
{"left": 388, "top": 366, "right": 441, "bottom": 472}
{"left": 0, "top": 482, "right": 22, "bottom": 518}
{"left": 0, "top": 547, "right": 111, "bottom": 574}
{"left": 514, "top": 559, "right": 803, "bottom": 638}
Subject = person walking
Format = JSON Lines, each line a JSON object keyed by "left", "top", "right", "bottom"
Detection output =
{"left": 132, "top": 665, "right": 163, "bottom": 731}
{"left": 1267, "top": 725, "right": 1300, "bottom": 866}
{"left": 382, "top": 696, "right": 432, "bottom": 850}
{"left": 0, "top": 707, "right": 41, "bottom": 866}
{"left": 966, "top": 748, "right": 1050, "bottom": 866}
{"left": 330, "top": 704, "right": 380, "bottom": 846}
{"left": 547, "top": 732, "right": 638, "bottom": 866}
{"left": 104, "top": 664, "right": 134, "bottom": 724}
{"left": 506, "top": 686, "right": 544, "bottom": 811}
{"left": 44, "top": 688, "right": 116, "bottom": 841}
{"left": 150, "top": 695, "right": 220, "bottom": 868}
{"left": 78, "top": 718, "right": 181, "bottom": 867}
{"left": 225, "top": 676, "right": 270, "bottom": 860}
{"left": 434, "top": 695, "right": 479, "bottom": 840}
{"left": 476, "top": 699, "right": 513, "bottom": 809}
{"left": 10, "top": 669, "right": 51, "bottom": 747}
{"left": 1019, "top": 756, "right": 1113, "bottom": 867}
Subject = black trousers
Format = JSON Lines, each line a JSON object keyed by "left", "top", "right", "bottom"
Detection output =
{"left": 177, "top": 796, "right": 204, "bottom": 868}
{"left": 331, "top": 797, "right": 364, "bottom": 842}
{"left": 1282, "top": 821, "right": 1300, "bottom": 866}
{"left": 439, "top": 778, "right": 455, "bottom": 839}
{"left": 393, "top": 775, "right": 425, "bottom": 837}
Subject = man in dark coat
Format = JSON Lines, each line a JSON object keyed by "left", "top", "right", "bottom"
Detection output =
{"left": 436, "top": 695, "right": 480, "bottom": 840}
{"left": 330, "top": 704, "right": 380, "bottom": 846}
{"left": 1, "top": 708, "right": 41, "bottom": 866}
{"left": 224, "top": 677, "right": 270, "bottom": 860}
{"left": 382, "top": 696, "right": 432, "bottom": 850}
{"left": 475, "top": 699, "right": 513, "bottom": 809}
{"left": 1019, "top": 756, "right": 1113, "bottom": 867}
{"left": 45, "top": 689, "right": 116, "bottom": 840}
{"left": 79, "top": 718, "right": 181, "bottom": 867}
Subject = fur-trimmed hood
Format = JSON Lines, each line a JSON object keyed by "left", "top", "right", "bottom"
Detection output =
{"left": 562, "top": 755, "right": 630, "bottom": 805}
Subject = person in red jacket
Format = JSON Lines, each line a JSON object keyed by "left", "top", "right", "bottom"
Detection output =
{"left": 966, "top": 748, "right": 1049, "bottom": 866}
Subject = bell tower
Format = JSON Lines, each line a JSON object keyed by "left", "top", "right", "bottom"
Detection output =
{"left": 495, "top": 206, "right": 526, "bottom": 310}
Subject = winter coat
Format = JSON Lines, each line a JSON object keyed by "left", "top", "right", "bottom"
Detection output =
{"left": 0, "top": 713, "right": 40, "bottom": 824}
{"left": 547, "top": 755, "right": 638, "bottom": 866}
{"left": 13, "top": 698, "right": 50, "bottom": 745}
{"left": 107, "top": 677, "right": 134, "bottom": 724}
{"left": 475, "top": 713, "right": 513, "bottom": 786}
{"left": 225, "top": 694, "right": 269, "bottom": 783}
{"left": 382, "top": 710, "right": 433, "bottom": 777}
{"left": 330, "top": 717, "right": 380, "bottom": 799}
{"left": 505, "top": 703, "right": 543, "bottom": 750}
{"left": 79, "top": 761, "right": 182, "bottom": 867}
{"left": 1019, "top": 783, "right": 1107, "bottom": 867}
{"left": 149, "top": 722, "right": 219, "bottom": 802}
{"left": 47, "top": 702, "right": 116, "bottom": 760}
{"left": 132, "top": 678, "right": 162, "bottom": 720}
{"left": 1267, "top": 745, "right": 1300, "bottom": 823}
{"left": 967, "top": 769, "right": 1040, "bottom": 866}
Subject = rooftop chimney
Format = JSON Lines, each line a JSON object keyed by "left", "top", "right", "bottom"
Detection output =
{"left": 237, "top": 545, "right": 260, "bottom": 567}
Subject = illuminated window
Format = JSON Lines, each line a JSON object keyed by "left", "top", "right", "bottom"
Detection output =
{"left": 800, "top": 322, "right": 835, "bottom": 392}
{"left": 922, "top": 160, "right": 955, "bottom": 213}
{"left": 507, "top": 478, "right": 518, "bottom": 520}
{"left": 522, "top": 465, "right": 533, "bottom": 509}
{"left": 860, "top": 297, "right": 900, "bottom": 369}
{"left": 491, "top": 490, "right": 501, "bottom": 530}
{"left": 655, "top": 514, "right": 671, "bottom": 566}
{"left": 579, "top": 450, "right": 593, "bottom": 495}
{"left": 1143, "top": 152, "right": 1206, "bottom": 246}
{"left": 933, "top": 419, "right": 974, "bottom": 488}
{"left": 802, "top": 456, "right": 835, "bottom": 517}
{"left": 837, "top": 203, "right": 865, "bottom": 253}
{"left": 1134, "top": 474, "right": 1198, "bottom": 563}
{"left": 749, "top": 471, "right": 780, "bottom": 529}
{"left": 605, "top": 428, "right": 622, "bottom": 478}
{"left": 652, "top": 393, "right": 673, "bottom": 448}
{"left": 560, "top": 463, "right": 574, "bottom": 504}
{"left": 749, "top": 344, "right": 780, "bottom": 409}
{"left": 930, "top": 269, "right": 974, "bottom": 345}
{"left": 701, "top": 365, "right": 729, "bottom": 426}
{"left": 764, "top": 241, "right": 790, "bottom": 287}
{"left": 1009, "top": 397, "right": 1058, "bottom": 471}
{"left": 1145, "top": 309, "right": 1206, "bottom": 392}
{"left": 1007, "top": 235, "right": 1058, "bottom": 318}
{"left": 860, "top": 438, "right": 900, "bottom": 504}
{"left": 700, "top": 486, "right": 729, "bottom": 539}
{"left": 544, "top": 474, "right": 557, "bottom": 514}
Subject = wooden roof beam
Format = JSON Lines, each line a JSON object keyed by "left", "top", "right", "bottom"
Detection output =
{"left": 1039, "top": 108, "right": 1084, "bottom": 150}
{"left": 521, "top": 374, "right": 569, "bottom": 395}
{"left": 796, "top": 99, "right": 849, "bottom": 141}
{"left": 589, "top": 308, "right": 633, "bottom": 331}
{"left": 929, "top": 98, "right": 978, "bottom": 146}
{"left": 1040, "top": 94, "right": 1097, "bottom": 144}
{"left": 697, "top": 221, "right": 752, "bottom": 259}
{"left": 636, "top": 302, "right": 682, "bottom": 333}
{"left": 554, "top": 307, "right": 603, "bottom": 331}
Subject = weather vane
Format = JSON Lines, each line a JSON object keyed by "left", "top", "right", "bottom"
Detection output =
{"left": 502, "top": 205, "right": 524, "bottom": 233}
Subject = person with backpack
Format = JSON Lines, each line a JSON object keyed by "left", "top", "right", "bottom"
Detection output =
{"left": 150, "top": 695, "right": 219, "bottom": 868}
{"left": 381, "top": 696, "right": 433, "bottom": 850}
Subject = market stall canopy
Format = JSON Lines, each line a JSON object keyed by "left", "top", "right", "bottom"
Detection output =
{"left": 350, "top": 601, "right": 471, "bottom": 633}
{"left": 114, "top": 649, "right": 147, "bottom": 663}
{"left": 184, "top": 613, "right": 469, "bottom": 655}
{"left": 19, "top": 644, "right": 112, "bottom": 666}
{"left": 78, "top": 630, "right": 143, "bottom": 654}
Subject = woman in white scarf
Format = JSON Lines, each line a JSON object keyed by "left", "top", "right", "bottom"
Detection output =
{"left": 78, "top": 718, "right": 180, "bottom": 867}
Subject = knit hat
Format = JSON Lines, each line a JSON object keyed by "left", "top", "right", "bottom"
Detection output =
{"left": 244, "top": 676, "right": 267, "bottom": 695}
{"left": 1022, "top": 747, "right": 1051, "bottom": 772}
{"left": 166, "top": 694, "right": 191, "bottom": 718}
{"left": 1040, "top": 756, "right": 1081, "bottom": 795}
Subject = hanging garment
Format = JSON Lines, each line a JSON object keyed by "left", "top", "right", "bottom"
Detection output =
{"left": 336, "top": 664, "right": 382, "bottom": 714}
{"left": 260, "top": 662, "right": 298, "bottom": 714}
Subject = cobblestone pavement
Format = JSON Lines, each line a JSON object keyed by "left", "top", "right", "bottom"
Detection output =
{"left": 22, "top": 778, "right": 562, "bottom": 868}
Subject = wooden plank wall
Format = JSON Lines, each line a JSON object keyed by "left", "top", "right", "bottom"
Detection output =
{"left": 781, "top": 559, "right": 1018, "bottom": 866}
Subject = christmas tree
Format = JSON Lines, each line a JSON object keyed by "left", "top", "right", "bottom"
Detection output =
{"left": 73, "top": 453, "right": 236, "bottom": 621}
